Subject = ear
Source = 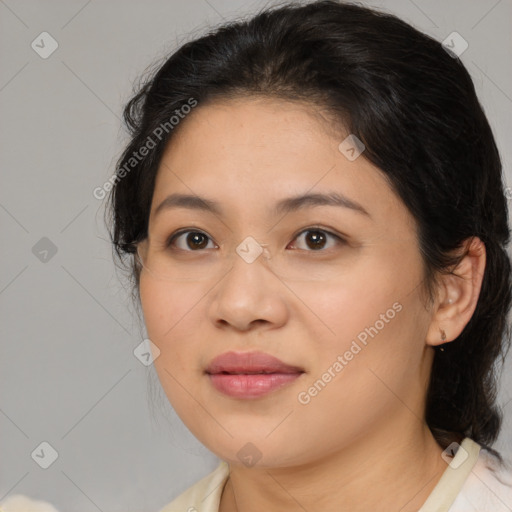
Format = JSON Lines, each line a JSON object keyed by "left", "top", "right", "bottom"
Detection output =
{"left": 425, "top": 236, "right": 486, "bottom": 347}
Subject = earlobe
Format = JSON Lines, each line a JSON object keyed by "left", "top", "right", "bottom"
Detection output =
{"left": 425, "top": 236, "right": 486, "bottom": 348}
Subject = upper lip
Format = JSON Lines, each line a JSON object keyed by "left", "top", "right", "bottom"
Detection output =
{"left": 205, "top": 351, "right": 304, "bottom": 375}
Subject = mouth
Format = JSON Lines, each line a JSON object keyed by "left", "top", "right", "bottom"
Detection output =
{"left": 205, "top": 351, "right": 305, "bottom": 399}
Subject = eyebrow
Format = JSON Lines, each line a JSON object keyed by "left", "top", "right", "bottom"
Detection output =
{"left": 154, "top": 192, "right": 371, "bottom": 218}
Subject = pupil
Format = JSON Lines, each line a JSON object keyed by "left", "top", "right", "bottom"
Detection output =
{"left": 188, "top": 232, "right": 208, "bottom": 249}
{"left": 307, "top": 230, "right": 326, "bottom": 250}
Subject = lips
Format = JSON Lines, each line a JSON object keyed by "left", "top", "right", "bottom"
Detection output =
{"left": 206, "top": 351, "right": 304, "bottom": 375}
{"left": 205, "top": 351, "right": 304, "bottom": 399}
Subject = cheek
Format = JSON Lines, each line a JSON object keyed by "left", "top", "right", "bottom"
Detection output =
{"left": 139, "top": 277, "right": 205, "bottom": 340}
{"left": 287, "top": 291, "right": 427, "bottom": 461}
{"left": 139, "top": 277, "right": 210, "bottom": 417}
{"left": 293, "top": 245, "right": 427, "bottom": 390}
{"left": 139, "top": 277, "right": 212, "bottom": 379}
{"left": 287, "top": 256, "right": 415, "bottom": 352}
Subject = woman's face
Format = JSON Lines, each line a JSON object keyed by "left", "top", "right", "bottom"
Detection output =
{"left": 138, "top": 97, "right": 435, "bottom": 467}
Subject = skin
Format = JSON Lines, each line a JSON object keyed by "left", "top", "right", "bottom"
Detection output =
{"left": 137, "top": 97, "right": 486, "bottom": 511}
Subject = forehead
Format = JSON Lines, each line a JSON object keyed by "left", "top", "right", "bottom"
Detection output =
{"left": 150, "top": 97, "right": 412, "bottom": 233}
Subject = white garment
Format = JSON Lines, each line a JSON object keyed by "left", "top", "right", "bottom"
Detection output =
{"left": 0, "top": 495, "right": 59, "bottom": 512}
{"left": 158, "top": 437, "right": 512, "bottom": 512}
{"left": 419, "top": 437, "right": 512, "bottom": 511}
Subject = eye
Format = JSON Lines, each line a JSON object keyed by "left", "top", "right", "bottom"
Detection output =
{"left": 165, "top": 226, "right": 345, "bottom": 252}
{"left": 288, "top": 227, "right": 345, "bottom": 251}
{"left": 167, "top": 229, "right": 217, "bottom": 251}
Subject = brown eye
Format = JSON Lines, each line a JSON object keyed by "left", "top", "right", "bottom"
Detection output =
{"left": 186, "top": 232, "right": 209, "bottom": 249}
{"left": 167, "top": 230, "right": 215, "bottom": 251}
{"left": 304, "top": 230, "right": 327, "bottom": 250}
{"left": 290, "top": 228, "right": 344, "bottom": 251}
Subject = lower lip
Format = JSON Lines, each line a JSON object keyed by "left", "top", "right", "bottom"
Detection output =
{"left": 208, "top": 373, "right": 302, "bottom": 398}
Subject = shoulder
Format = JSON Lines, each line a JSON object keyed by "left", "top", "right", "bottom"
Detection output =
{"left": 158, "top": 460, "right": 230, "bottom": 512}
{"left": 0, "top": 495, "right": 60, "bottom": 512}
{"left": 449, "top": 445, "right": 512, "bottom": 512}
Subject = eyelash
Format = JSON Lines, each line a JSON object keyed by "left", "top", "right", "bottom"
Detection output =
{"left": 165, "top": 226, "right": 346, "bottom": 253}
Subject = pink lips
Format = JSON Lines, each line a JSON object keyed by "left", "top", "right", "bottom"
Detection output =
{"left": 205, "top": 351, "right": 304, "bottom": 399}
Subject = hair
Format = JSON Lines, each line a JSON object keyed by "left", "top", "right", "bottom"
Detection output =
{"left": 106, "top": 0, "right": 512, "bottom": 460}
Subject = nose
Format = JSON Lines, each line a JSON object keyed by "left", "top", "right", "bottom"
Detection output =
{"left": 207, "top": 243, "right": 289, "bottom": 332}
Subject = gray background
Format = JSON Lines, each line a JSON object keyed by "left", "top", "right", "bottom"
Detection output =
{"left": 1, "top": 1, "right": 511, "bottom": 511}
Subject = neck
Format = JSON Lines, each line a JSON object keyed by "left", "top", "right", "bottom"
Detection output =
{"left": 219, "top": 418, "right": 447, "bottom": 512}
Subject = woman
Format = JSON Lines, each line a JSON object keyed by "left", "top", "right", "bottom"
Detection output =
{"left": 107, "top": 1, "right": 512, "bottom": 511}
